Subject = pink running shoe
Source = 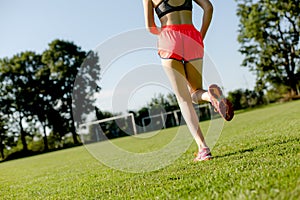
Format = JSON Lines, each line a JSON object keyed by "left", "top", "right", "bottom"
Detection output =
{"left": 194, "top": 147, "right": 213, "bottom": 162}
{"left": 208, "top": 84, "right": 234, "bottom": 121}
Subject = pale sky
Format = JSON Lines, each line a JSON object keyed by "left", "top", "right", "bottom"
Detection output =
{"left": 0, "top": 0, "right": 256, "bottom": 113}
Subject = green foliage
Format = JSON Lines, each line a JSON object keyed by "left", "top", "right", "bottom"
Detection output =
{"left": 94, "top": 107, "right": 121, "bottom": 139}
{"left": 0, "top": 101, "right": 299, "bottom": 199}
{"left": 236, "top": 0, "right": 300, "bottom": 95}
{"left": 0, "top": 39, "right": 101, "bottom": 156}
{"left": 41, "top": 40, "right": 88, "bottom": 144}
{"left": 266, "top": 84, "right": 290, "bottom": 102}
{"left": 72, "top": 51, "right": 102, "bottom": 127}
{"left": 148, "top": 93, "right": 179, "bottom": 112}
{"left": 0, "top": 51, "right": 42, "bottom": 152}
{"left": 227, "top": 88, "right": 265, "bottom": 110}
{"left": 0, "top": 115, "right": 9, "bottom": 159}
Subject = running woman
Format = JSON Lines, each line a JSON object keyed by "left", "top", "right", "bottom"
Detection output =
{"left": 143, "top": 0, "right": 234, "bottom": 161}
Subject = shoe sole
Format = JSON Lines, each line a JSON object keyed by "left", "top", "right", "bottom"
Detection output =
{"left": 208, "top": 84, "right": 234, "bottom": 121}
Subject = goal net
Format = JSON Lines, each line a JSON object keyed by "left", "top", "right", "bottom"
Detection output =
{"left": 78, "top": 113, "right": 137, "bottom": 144}
{"left": 140, "top": 103, "right": 211, "bottom": 133}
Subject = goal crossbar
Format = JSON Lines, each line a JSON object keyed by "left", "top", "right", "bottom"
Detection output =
{"left": 79, "top": 113, "right": 137, "bottom": 135}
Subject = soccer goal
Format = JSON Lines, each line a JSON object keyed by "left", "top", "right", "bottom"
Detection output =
{"left": 141, "top": 110, "right": 181, "bottom": 132}
{"left": 140, "top": 103, "right": 211, "bottom": 133}
{"left": 78, "top": 113, "right": 137, "bottom": 144}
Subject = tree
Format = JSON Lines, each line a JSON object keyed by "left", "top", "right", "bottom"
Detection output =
{"left": 0, "top": 118, "right": 16, "bottom": 160}
{"left": 95, "top": 107, "right": 114, "bottom": 138}
{"left": 0, "top": 39, "right": 102, "bottom": 157}
{"left": 227, "top": 89, "right": 244, "bottom": 110}
{"left": 236, "top": 0, "right": 300, "bottom": 95}
{"left": 133, "top": 107, "right": 151, "bottom": 127}
{"left": 166, "top": 93, "right": 179, "bottom": 109}
{"left": 148, "top": 93, "right": 180, "bottom": 112}
{"left": 228, "top": 88, "right": 265, "bottom": 110}
{"left": 72, "top": 51, "right": 101, "bottom": 127}
{"left": 0, "top": 74, "right": 10, "bottom": 159}
{"left": 0, "top": 52, "right": 42, "bottom": 152}
{"left": 41, "top": 40, "right": 87, "bottom": 144}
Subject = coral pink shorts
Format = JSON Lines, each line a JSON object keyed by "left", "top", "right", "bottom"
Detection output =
{"left": 158, "top": 24, "right": 204, "bottom": 62}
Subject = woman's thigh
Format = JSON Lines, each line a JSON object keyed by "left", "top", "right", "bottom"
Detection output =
{"left": 161, "top": 59, "right": 191, "bottom": 100}
{"left": 184, "top": 59, "right": 203, "bottom": 92}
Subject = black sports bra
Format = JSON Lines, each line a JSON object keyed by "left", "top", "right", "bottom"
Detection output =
{"left": 155, "top": 0, "right": 193, "bottom": 19}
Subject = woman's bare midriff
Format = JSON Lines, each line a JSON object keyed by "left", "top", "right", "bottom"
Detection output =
{"left": 159, "top": 11, "right": 193, "bottom": 26}
{"left": 151, "top": 0, "right": 193, "bottom": 26}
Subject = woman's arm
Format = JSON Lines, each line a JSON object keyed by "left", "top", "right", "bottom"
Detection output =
{"left": 143, "top": 0, "right": 161, "bottom": 35}
{"left": 194, "top": 0, "right": 213, "bottom": 39}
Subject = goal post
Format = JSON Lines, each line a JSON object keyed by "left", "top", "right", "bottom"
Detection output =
{"left": 78, "top": 113, "right": 137, "bottom": 143}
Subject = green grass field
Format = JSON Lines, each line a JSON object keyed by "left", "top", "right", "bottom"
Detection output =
{"left": 0, "top": 101, "right": 299, "bottom": 199}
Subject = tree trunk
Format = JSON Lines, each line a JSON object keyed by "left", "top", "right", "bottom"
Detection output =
{"left": 290, "top": 79, "right": 298, "bottom": 96}
{"left": 285, "top": 65, "right": 299, "bottom": 96}
{"left": 42, "top": 123, "right": 49, "bottom": 151}
{"left": 19, "top": 116, "right": 28, "bottom": 152}
{"left": 289, "top": 47, "right": 299, "bottom": 96}
{"left": 71, "top": 125, "right": 80, "bottom": 145}
{"left": 0, "top": 142, "right": 4, "bottom": 160}
{"left": 70, "top": 113, "right": 80, "bottom": 145}
{"left": 283, "top": 49, "right": 299, "bottom": 96}
{"left": 20, "top": 128, "right": 28, "bottom": 152}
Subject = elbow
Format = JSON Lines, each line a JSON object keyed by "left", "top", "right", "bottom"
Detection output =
{"left": 204, "top": 2, "right": 214, "bottom": 13}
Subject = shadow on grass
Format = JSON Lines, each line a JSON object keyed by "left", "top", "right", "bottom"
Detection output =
{"left": 214, "top": 136, "right": 300, "bottom": 159}
{"left": 0, "top": 143, "right": 83, "bottom": 163}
